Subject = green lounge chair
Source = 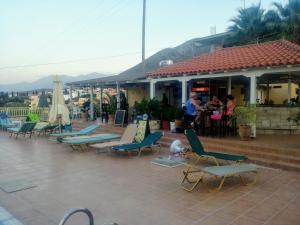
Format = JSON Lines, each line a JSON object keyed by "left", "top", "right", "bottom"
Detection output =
{"left": 181, "top": 163, "right": 258, "bottom": 192}
{"left": 61, "top": 133, "right": 121, "bottom": 150}
{"left": 35, "top": 123, "right": 58, "bottom": 135}
{"left": 49, "top": 124, "right": 100, "bottom": 141}
{"left": 8, "top": 122, "right": 36, "bottom": 138}
{"left": 112, "top": 131, "right": 163, "bottom": 156}
{"left": 184, "top": 129, "right": 247, "bottom": 165}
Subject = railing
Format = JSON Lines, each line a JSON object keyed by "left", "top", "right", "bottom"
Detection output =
{"left": 58, "top": 208, "right": 118, "bottom": 225}
{"left": 0, "top": 107, "right": 49, "bottom": 121}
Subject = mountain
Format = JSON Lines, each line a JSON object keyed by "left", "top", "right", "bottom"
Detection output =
{"left": 0, "top": 72, "right": 112, "bottom": 92}
{"left": 116, "top": 32, "right": 230, "bottom": 80}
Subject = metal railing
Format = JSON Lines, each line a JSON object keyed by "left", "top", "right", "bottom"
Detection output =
{"left": 58, "top": 208, "right": 118, "bottom": 225}
{"left": 0, "top": 107, "right": 49, "bottom": 120}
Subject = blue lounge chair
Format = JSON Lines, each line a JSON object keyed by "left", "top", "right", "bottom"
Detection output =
{"left": 7, "top": 122, "right": 36, "bottom": 138}
{"left": 0, "top": 117, "right": 17, "bottom": 130}
{"left": 49, "top": 124, "right": 100, "bottom": 141}
{"left": 61, "top": 133, "right": 121, "bottom": 150}
{"left": 112, "top": 131, "right": 163, "bottom": 156}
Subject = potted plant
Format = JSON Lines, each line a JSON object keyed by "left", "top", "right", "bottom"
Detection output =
{"left": 234, "top": 104, "right": 256, "bottom": 140}
{"left": 107, "top": 94, "right": 117, "bottom": 124}
{"left": 133, "top": 98, "right": 149, "bottom": 122}
{"left": 174, "top": 107, "right": 184, "bottom": 131}
{"left": 161, "top": 105, "right": 176, "bottom": 130}
{"left": 148, "top": 98, "right": 161, "bottom": 130}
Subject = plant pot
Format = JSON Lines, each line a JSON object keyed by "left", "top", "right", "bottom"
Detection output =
{"left": 162, "top": 120, "right": 170, "bottom": 130}
{"left": 170, "top": 121, "right": 176, "bottom": 131}
{"left": 175, "top": 119, "right": 184, "bottom": 129}
{"left": 238, "top": 124, "right": 251, "bottom": 141}
{"left": 149, "top": 120, "right": 160, "bottom": 130}
{"left": 108, "top": 114, "right": 115, "bottom": 125}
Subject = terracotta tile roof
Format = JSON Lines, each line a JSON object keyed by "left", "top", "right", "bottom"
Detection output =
{"left": 149, "top": 39, "right": 300, "bottom": 77}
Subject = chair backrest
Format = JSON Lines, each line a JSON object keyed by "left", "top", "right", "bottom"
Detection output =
{"left": 26, "top": 122, "right": 37, "bottom": 132}
{"left": 79, "top": 124, "right": 99, "bottom": 135}
{"left": 141, "top": 131, "right": 163, "bottom": 146}
{"left": 18, "top": 122, "right": 33, "bottom": 133}
{"left": 120, "top": 124, "right": 138, "bottom": 143}
{"left": 184, "top": 129, "right": 206, "bottom": 155}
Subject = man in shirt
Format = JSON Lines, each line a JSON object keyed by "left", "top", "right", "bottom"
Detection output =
{"left": 185, "top": 92, "right": 202, "bottom": 121}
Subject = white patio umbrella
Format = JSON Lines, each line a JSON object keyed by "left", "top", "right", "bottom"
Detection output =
{"left": 49, "top": 75, "right": 70, "bottom": 132}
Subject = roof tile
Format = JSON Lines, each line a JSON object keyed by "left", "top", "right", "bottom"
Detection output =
{"left": 149, "top": 39, "right": 300, "bottom": 77}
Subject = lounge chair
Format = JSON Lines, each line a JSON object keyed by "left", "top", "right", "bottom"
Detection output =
{"left": 90, "top": 124, "right": 138, "bottom": 153}
{"left": 181, "top": 163, "right": 258, "bottom": 192}
{"left": 61, "top": 133, "right": 121, "bottom": 150}
{"left": 0, "top": 117, "right": 17, "bottom": 130}
{"left": 49, "top": 124, "right": 99, "bottom": 141}
{"left": 7, "top": 122, "right": 36, "bottom": 138}
{"left": 112, "top": 131, "right": 163, "bottom": 156}
{"left": 182, "top": 129, "right": 248, "bottom": 191}
{"left": 34, "top": 123, "right": 58, "bottom": 135}
{"left": 184, "top": 129, "right": 247, "bottom": 165}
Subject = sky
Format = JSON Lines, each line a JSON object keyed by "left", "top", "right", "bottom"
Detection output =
{"left": 0, "top": 0, "right": 283, "bottom": 84}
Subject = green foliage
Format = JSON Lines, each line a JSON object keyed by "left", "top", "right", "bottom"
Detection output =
{"left": 287, "top": 111, "right": 300, "bottom": 125}
{"left": 134, "top": 98, "right": 149, "bottom": 116}
{"left": 107, "top": 94, "right": 117, "bottom": 115}
{"left": 0, "top": 96, "right": 29, "bottom": 107}
{"left": 234, "top": 104, "right": 257, "bottom": 125}
{"left": 148, "top": 98, "right": 161, "bottom": 119}
{"left": 273, "top": 0, "right": 300, "bottom": 43}
{"left": 26, "top": 112, "right": 40, "bottom": 122}
{"left": 175, "top": 107, "right": 184, "bottom": 120}
{"left": 161, "top": 105, "right": 176, "bottom": 122}
{"left": 227, "top": 0, "right": 300, "bottom": 45}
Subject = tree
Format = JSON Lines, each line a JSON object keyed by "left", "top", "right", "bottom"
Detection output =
{"left": 273, "top": 0, "right": 300, "bottom": 43}
{"left": 227, "top": 4, "right": 268, "bottom": 45}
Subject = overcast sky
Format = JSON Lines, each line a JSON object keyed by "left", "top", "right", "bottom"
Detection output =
{"left": 0, "top": 0, "right": 281, "bottom": 84}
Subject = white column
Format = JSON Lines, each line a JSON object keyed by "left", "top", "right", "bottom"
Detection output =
{"left": 150, "top": 80, "right": 156, "bottom": 99}
{"left": 90, "top": 86, "right": 94, "bottom": 120}
{"left": 250, "top": 76, "right": 257, "bottom": 104}
{"left": 287, "top": 77, "right": 291, "bottom": 103}
{"left": 99, "top": 86, "right": 103, "bottom": 117}
{"left": 69, "top": 85, "right": 73, "bottom": 106}
{"left": 181, "top": 79, "right": 187, "bottom": 106}
{"left": 227, "top": 77, "right": 232, "bottom": 94}
{"left": 116, "top": 82, "right": 120, "bottom": 110}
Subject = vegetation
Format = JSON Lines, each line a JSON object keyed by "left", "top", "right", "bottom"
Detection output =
{"left": 287, "top": 111, "right": 300, "bottom": 125}
{"left": 134, "top": 99, "right": 149, "bottom": 116}
{"left": 148, "top": 98, "right": 161, "bottom": 119}
{"left": 228, "top": 0, "right": 300, "bottom": 45}
{"left": 175, "top": 107, "right": 184, "bottom": 120}
{"left": 0, "top": 95, "right": 29, "bottom": 107}
{"left": 106, "top": 94, "right": 117, "bottom": 115}
{"left": 133, "top": 98, "right": 178, "bottom": 121}
{"left": 234, "top": 104, "right": 257, "bottom": 125}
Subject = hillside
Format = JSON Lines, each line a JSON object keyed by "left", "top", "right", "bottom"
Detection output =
{"left": 0, "top": 72, "right": 111, "bottom": 92}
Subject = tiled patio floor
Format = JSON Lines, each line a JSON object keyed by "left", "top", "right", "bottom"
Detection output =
{"left": 0, "top": 132, "right": 299, "bottom": 225}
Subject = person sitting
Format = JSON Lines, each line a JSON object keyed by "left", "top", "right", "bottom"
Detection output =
{"left": 207, "top": 95, "right": 223, "bottom": 110}
{"left": 225, "top": 94, "right": 236, "bottom": 116}
{"left": 184, "top": 92, "right": 203, "bottom": 123}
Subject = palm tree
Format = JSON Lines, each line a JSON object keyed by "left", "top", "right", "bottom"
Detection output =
{"left": 227, "top": 4, "right": 268, "bottom": 45}
{"left": 273, "top": 0, "right": 300, "bottom": 43}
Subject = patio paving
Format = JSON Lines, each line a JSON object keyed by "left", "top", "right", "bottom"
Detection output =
{"left": 0, "top": 131, "right": 299, "bottom": 225}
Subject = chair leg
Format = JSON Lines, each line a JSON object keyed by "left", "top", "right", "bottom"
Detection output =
{"left": 181, "top": 167, "right": 203, "bottom": 192}
{"left": 239, "top": 172, "right": 258, "bottom": 186}
{"left": 204, "top": 175, "right": 227, "bottom": 192}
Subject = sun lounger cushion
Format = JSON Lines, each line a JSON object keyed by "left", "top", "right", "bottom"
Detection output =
{"left": 203, "top": 164, "right": 257, "bottom": 177}
{"left": 62, "top": 133, "right": 120, "bottom": 145}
